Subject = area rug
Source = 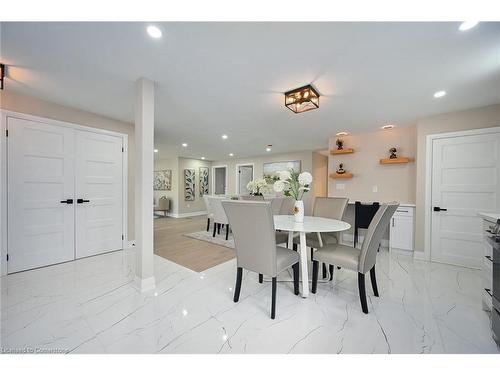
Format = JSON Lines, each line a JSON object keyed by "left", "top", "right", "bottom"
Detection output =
{"left": 184, "top": 231, "right": 235, "bottom": 249}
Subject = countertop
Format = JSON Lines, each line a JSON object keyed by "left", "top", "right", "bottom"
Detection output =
{"left": 347, "top": 201, "right": 415, "bottom": 207}
{"left": 478, "top": 212, "right": 500, "bottom": 222}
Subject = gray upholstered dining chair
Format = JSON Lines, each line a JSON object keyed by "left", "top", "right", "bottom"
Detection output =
{"left": 293, "top": 197, "right": 349, "bottom": 277}
{"left": 311, "top": 202, "right": 399, "bottom": 314}
{"left": 203, "top": 195, "right": 214, "bottom": 232}
{"left": 275, "top": 197, "right": 295, "bottom": 246}
{"left": 222, "top": 200, "right": 300, "bottom": 319}
{"left": 208, "top": 196, "right": 231, "bottom": 240}
{"left": 240, "top": 195, "right": 265, "bottom": 201}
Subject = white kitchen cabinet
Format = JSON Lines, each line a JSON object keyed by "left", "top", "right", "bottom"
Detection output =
{"left": 389, "top": 206, "right": 414, "bottom": 252}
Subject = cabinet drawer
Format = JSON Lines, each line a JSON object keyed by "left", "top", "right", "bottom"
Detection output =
{"left": 394, "top": 206, "right": 414, "bottom": 217}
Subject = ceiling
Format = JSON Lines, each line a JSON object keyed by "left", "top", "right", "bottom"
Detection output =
{"left": 2, "top": 22, "right": 499, "bottom": 160}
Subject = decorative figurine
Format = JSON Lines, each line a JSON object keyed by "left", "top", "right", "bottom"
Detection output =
{"left": 336, "top": 138, "right": 344, "bottom": 150}
{"left": 336, "top": 163, "right": 346, "bottom": 174}
{"left": 389, "top": 147, "right": 397, "bottom": 159}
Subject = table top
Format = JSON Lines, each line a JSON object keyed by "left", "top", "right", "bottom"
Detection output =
{"left": 274, "top": 215, "right": 351, "bottom": 233}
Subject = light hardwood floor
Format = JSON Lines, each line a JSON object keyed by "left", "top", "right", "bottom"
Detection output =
{"left": 154, "top": 215, "right": 235, "bottom": 272}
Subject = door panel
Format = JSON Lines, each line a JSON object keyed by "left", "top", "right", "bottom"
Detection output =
{"left": 7, "top": 117, "right": 75, "bottom": 273}
{"left": 238, "top": 165, "right": 253, "bottom": 195}
{"left": 75, "top": 131, "right": 123, "bottom": 258}
{"left": 431, "top": 132, "right": 500, "bottom": 268}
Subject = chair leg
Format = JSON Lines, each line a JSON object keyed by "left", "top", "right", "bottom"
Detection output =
{"left": 311, "top": 260, "right": 319, "bottom": 294}
{"left": 329, "top": 265, "right": 334, "bottom": 281}
{"left": 234, "top": 267, "right": 243, "bottom": 302}
{"left": 225, "top": 224, "right": 229, "bottom": 240}
{"left": 217, "top": 223, "right": 221, "bottom": 234}
{"left": 292, "top": 262, "right": 299, "bottom": 295}
{"left": 310, "top": 247, "right": 314, "bottom": 261}
{"left": 271, "top": 277, "right": 277, "bottom": 319}
{"left": 322, "top": 263, "right": 327, "bottom": 279}
{"left": 370, "top": 265, "right": 379, "bottom": 297}
{"left": 212, "top": 222, "right": 217, "bottom": 237}
{"left": 206, "top": 217, "right": 210, "bottom": 232}
{"left": 293, "top": 243, "right": 297, "bottom": 251}
{"left": 358, "top": 273, "right": 368, "bottom": 314}
{"left": 259, "top": 273, "right": 263, "bottom": 283}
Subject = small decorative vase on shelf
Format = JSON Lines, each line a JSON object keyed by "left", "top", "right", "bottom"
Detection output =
{"left": 294, "top": 200, "right": 304, "bottom": 223}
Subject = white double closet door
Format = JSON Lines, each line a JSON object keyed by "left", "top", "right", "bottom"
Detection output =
{"left": 7, "top": 116, "right": 124, "bottom": 273}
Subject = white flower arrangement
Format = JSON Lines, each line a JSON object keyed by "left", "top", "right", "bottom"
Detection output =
{"left": 273, "top": 169, "right": 313, "bottom": 200}
{"left": 246, "top": 178, "right": 269, "bottom": 196}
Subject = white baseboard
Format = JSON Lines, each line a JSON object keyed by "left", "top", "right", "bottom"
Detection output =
{"left": 168, "top": 210, "right": 207, "bottom": 219}
{"left": 133, "top": 276, "right": 156, "bottom": 293}
{"left": 413, "top": 251, "right": 429, "bottom": 261}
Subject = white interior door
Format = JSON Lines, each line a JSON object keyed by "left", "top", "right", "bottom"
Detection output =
{"left": 7, "top": 117, "right": 75, "bottom": 273}
{"left": 213, "top": 167, "right": 227, "bottom": 195}
{"left": 431, "top": 130, "right": 500, "bottom": 268}
{"left": 238, "top": 165, "right": 253, "bottom": 195}
{"left": 75, "top": 130, "right": 123, "bottom": 258}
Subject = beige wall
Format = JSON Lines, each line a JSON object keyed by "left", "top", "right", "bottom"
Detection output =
{"left": 212, "top": 151, "right": 316, "bottom": 214}
{"left": 0, "top": 90, "right": 136, "bottom": 239}
{"left": 328, "top": 126, "right": 416, "bottom": 204}
{"left": 414, "top": 103, "right": 500, "bottom": 253}
{"left": 154, "top": 157, "right": 179, "bottom": 215}
{"left": 177, "top": 157, "right": 212, "bottom": 214}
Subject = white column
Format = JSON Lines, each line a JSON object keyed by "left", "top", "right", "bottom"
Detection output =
{"left": 134, "top": 77, "right": 156, "bottom": 293}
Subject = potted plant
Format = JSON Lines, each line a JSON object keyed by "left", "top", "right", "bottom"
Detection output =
{"left": 246, "top": 178, "right": 269, "bottom": 196}
{"left": 272, "top": 169, "right": 313, "bottom": 222}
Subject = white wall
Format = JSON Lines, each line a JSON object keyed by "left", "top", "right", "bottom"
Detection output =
{"left": 212, "top": 151, "right": 316, "bottom": 214}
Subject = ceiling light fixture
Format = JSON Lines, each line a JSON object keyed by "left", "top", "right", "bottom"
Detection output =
{"left": 0, "top": 63, "right": 5, "bottom": 90}
{"left": 229, "top": 153, "right": 234, "bottom": 157}
{"left": 201, "top": 157, "right": 205, "bottom": 160}
{"left": 336, "top": 132, "right": 349, "bottom": 136}
{"left": 222, "top": 134, "right": 228, "bottom": 140}
{"left": 381, "top": 124, "right": 395, "bottom": 130}
{"left": 433, "top": 90, "right": 446, "bottom": 98}
{"left": 266, "top": 147, "right": 272, "bottom": 152}
{"left": 154, "top": 149, "right": 158, "bottom": 153}
{"left": 284, "top": 84, "right": 320, "bottom": 114}
{"left": 182, "top": 143, "right": 188, "bottom": 147}
{"left": 459, "top": 21, "right": 479, "bottom": 31}
{"left": 147, "top": 25, "right": 162, "bottom": 39}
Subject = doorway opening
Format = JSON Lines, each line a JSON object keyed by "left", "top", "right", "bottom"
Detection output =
{"left": 236, "top": 164, "right": 254, "bottom": 195}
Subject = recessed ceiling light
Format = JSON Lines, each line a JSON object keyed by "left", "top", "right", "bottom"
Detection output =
{"left": 459, "top": 21, "right": 479, "bottom": 31}
{"left": 381, "top": 124, "right": 395, "bottom": 130}
{"left": 201, "top": 157, "right": 205, "bottom": 160}
{"left": 147, "top": 25, "right": 162, "bottom": 39}
{"left": 154, "top": 149, "right": 158, "bottom": 153}
{"left": 229, "top": 153, "right": 234, "bottom": 157}
{"left": 433, "top": 90, "right": 446, "bottom": 98}
{"left": 266, "top": 147, "right": 272, "bottom": 152}
{"left": 336, "top": 132, "right": 349, "bottom": 136}
{"left": 182, "top": 143, "right": 188, "bottom": 147}
{"left": 222, "top": 134, "right": 228, "bottom": 140}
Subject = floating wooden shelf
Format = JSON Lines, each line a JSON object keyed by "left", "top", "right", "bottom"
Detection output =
{"left": 379, "top": 157, "right": 413, "bottom": 165}
{"left": 330, "top": 172, "right": 353, "bottom": 179}
{"left": 330, "top": 148, "right": 354, "bottom": 155}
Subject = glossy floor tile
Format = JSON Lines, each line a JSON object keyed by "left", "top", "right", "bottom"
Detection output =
{"left": 1, "top": 248, "right": 498, "bottom": 354}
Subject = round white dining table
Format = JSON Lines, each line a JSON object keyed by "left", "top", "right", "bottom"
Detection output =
{"left": 273, "top": 215, "right": 351, "bottom": 298}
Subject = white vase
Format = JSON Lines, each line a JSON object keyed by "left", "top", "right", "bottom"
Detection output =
{"left": 294, "top": 200, "right": 304, "bottom": 223}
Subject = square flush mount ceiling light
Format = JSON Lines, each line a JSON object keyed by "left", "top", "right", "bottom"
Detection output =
{"left": 284, "top": 84, "right": 320, "bottom": 114}
{"left": 0, "top": 64, "right": 5, "bottom": 90}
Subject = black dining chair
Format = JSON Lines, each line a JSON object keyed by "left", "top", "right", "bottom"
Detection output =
{"left": 354, "top": 201, "right": 380, "bottom": 248}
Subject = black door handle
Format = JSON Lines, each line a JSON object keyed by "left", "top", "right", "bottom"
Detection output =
{"left": 77, "top": 199, "right": 90, "bottom": 204}
{"left": 60, "top": 199, "right": 73, "bottom": 204}
{"left": 433, "top": 206, "right": 448, "bottom": 212}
